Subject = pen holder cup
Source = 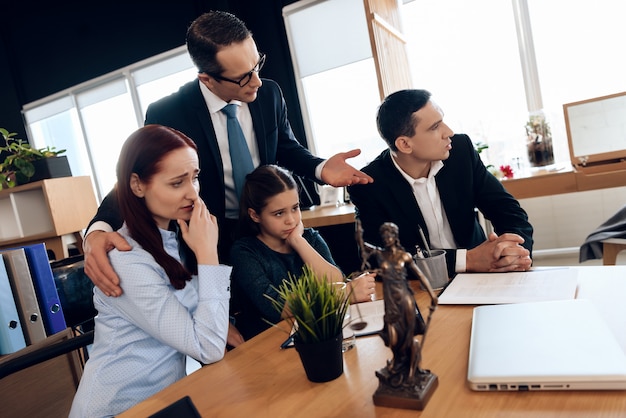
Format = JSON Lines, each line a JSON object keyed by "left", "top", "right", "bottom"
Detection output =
{"left": 413, "top": 249, "right": 449, "bottom": 290}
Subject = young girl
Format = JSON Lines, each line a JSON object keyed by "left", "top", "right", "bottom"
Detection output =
{"left": 70, "top": 125, "right": 231, "bottom": 417}
{"left": 230, "top": 164, "right": 375, "bottom": 340}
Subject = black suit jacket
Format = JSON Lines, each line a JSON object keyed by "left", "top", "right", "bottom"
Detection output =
{"left": 347, "top": 135, "right": 533, "bottom": 276}
{"left": 90, "top": 79, "right": 323, "bottom": 258}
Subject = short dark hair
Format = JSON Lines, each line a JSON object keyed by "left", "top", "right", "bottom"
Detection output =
{"left": 116, "top": 124, "right": 198, "bottom": 289}
{"left": 186, "top": 11, "right": 252, "bottom": 75}
{"left": 376, "top": 89, "right": 432, "bottom": 151}
{"left": 238, "top": 164, "right": 298, "bottom": 237}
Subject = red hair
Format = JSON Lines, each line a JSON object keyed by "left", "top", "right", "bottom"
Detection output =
{"left": 116, "top": 124, "right": 198, "bottom": 289}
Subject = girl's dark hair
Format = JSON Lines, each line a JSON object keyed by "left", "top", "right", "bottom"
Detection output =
{"left": 116, "top": 124, "right": 198, "bottom": 289}
{"left": 238, "top": 164, "right": 297, "bottom": 237}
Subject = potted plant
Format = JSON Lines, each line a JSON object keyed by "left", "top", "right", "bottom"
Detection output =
{"left": 266, "top": 265, "right": 350, "bottom": 382}
{"left": 0, "top": 128, "right": 69, "bottom": 190}
{"left": 525, "top": 113, "right": 554, "bottom": 167}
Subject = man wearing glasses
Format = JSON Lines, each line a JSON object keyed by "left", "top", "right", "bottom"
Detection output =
{"left": 83, "top": 11, "right": 372, "bottom": 313}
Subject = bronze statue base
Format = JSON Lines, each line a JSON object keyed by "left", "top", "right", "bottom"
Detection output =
{"left": 372, "top": 368, "right": 438, "bottom": 410}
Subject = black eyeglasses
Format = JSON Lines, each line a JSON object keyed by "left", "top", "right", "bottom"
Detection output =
{"left": 206, "top": 53, "right": 266, "bottom": 87}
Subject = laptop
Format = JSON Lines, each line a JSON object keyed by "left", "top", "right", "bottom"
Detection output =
{"left": 467, "top": 299, "right": 626, "bottom": 391}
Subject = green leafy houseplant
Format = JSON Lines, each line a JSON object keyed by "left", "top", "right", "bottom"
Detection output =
{"left": 0, "top": 128, "right": 66, "bottom": 190}
{"left": 266, "top": 265, "right": 350, "bottom": 344}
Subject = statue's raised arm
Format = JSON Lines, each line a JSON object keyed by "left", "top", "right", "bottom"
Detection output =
{"left": 355, "top": 219, "right": 381, "bottom": 272}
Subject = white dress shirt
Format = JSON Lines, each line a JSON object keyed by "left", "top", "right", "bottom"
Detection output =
{"left": 70, "top": 224, "right": 231, "bottom": 417}
{"left": 390, "top": 156, "right": 468, "bottom": 272}
{"left": 198, "top": 81, "right": 324, "bottom": 218}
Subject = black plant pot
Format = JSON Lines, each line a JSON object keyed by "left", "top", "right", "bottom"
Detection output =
{"left": 29, "top": 156, "right": 72, "bottom": 183}
{"left": 294, "top": 333, "right": 344, "bottom": 382}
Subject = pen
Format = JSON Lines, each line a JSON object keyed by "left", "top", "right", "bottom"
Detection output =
{"left": 280, "top": 335, "right": 294, "bottom": 349}
{"left": 418, "top": 225, "right": 432, "bottom": 257}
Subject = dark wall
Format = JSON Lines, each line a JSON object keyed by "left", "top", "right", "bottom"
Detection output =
{"left": 0, "top": 0, "right": 305, "bottom": 145}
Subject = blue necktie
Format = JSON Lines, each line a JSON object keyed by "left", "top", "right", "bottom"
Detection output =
{"left": 221, "top": 104, "right": 255, "bottom": 198}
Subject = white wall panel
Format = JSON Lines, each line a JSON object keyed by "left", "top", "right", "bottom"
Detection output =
{"left": 519, "top": 186, "right": 626, "bottom": 252}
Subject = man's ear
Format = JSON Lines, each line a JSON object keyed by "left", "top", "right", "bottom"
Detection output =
{"left": 198, "top": 73, "right": 214, "bottom": 89}
{"left": 130, "top": 173, "right": 145, "bottom": 198}
{"left": 394, "top": 136, "right": 413, "bottom": 154}
{"left": 248, "top": 208, "right": 261, "bottom": 223}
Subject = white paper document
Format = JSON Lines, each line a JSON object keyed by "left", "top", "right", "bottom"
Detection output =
{"left": 437, "top": 268, "right": 578, "bottom": 305}
{"left": 348, "top": 299, "right": 386, "bottom": 337}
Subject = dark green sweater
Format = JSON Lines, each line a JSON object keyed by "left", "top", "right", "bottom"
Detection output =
{"left": 230, "top": 228, "right": 338, "bottom": 340}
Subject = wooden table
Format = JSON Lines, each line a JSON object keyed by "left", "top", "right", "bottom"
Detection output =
{"left": 120, "top": 266, "right": 626, "bottom": 417}
{"left": 301, "top": 203, "right": 355, "bottom": 228}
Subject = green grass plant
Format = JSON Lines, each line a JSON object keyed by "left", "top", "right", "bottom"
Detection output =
{"left": 265, "top": 265, "right": 350, "bottom": 344}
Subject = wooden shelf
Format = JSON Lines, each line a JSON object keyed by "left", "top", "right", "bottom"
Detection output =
{"left": 501, "top": 165, "right": 626, "bottom": 200}
{"left": 0, "top": 176, "right": 97, "bottom": 259}
{"left": 501, "top": 168, "right": 577, "bottom": 199}
{"left": 575, "top": 168, "right": 626, "bottom": 191}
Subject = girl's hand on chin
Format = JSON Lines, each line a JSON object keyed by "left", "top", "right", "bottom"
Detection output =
{"left": 285, "top": 220, "right": 304, "bottom": 245}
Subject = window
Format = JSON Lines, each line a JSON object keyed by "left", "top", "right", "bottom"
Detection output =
{"left": 404, "top": 0, "right": 626, "bottom": 172}
{"left": 26, "top": 98, "right": 92, "bottom": 190}
{"left": 528, "top": 0, "right": 626, "bottom": 162}
{"left": 75, "top": 78, "right": 138, "bottom": 197}
{"left": 299, "top": 59, "right": 384, "bottom": 167}
{"left": 133, "top": 52, "right": 198, "bottom": 117}
{"left": 25, "top": 0, "right": 626, "bottom": 198}
{"left": 283, "top": 0, "right": 386, "bottom": 170}
{"left": 23, "top": 46, "right": 195, "bottom": 202}
{"left": 402, "top": 0, "right": 528, "bottom": 171}
{"left": 284, "top": 0, "right": 626, "bottom": 177}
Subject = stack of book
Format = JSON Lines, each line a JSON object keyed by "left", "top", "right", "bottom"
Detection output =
{"left": 0, "top": 243, "right": 68, "bottom": 354}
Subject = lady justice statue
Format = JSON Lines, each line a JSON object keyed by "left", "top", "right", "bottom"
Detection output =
{"left": 355, "top": 220, "right": 439, "bottom": 410}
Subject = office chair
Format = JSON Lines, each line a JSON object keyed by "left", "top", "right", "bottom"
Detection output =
{"left": 51, "top": 254, "right": 97, "bottom": 332}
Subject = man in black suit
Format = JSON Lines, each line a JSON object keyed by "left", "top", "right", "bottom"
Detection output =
{"left": 84, "top": 11, "right": 372, "bottom": 300}
{"left": 348, "top": 89, "right": 532, "bottom": 277}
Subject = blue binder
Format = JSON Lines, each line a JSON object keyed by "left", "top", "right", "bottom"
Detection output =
{"left": 21, "top": 243, "right": 67, "bottom": 335}
{"left": 0, "top": 258, "right": 26, "bottom": 354}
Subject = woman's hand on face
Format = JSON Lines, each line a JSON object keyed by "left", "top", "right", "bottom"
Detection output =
{"left": 178, "top": 198, "right": 219, "bottom": 264}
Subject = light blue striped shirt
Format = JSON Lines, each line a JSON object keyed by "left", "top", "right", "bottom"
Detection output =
{"left": 70, "top": 224, "right": 231, "bottom": 417}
